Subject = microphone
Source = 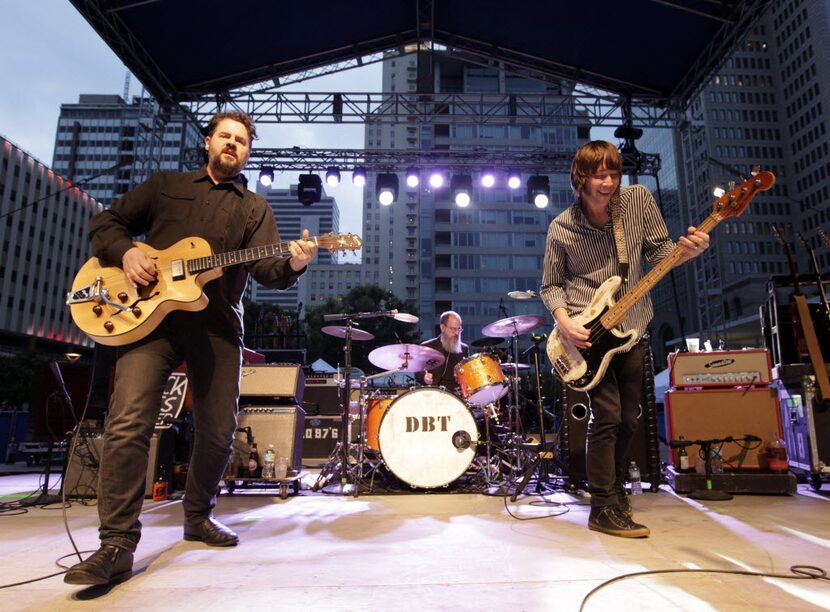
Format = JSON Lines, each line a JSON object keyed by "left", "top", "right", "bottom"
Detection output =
{"left": 531, "top": 332, "right": 548, "bottom": 343}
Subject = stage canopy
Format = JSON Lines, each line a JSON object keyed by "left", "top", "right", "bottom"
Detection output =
{"left": 70, "top": 0, "right": 772, "bottom": 112}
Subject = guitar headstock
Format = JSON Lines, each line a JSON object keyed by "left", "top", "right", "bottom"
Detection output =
{"left": 713, "top": 170, "right": 775, "bottom": 219}
{"left": 317, "top": 232, "right": 363, "bottom": 253}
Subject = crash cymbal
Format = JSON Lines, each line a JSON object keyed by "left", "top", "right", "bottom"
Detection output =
{"left": 321, "top": 326, "right": 375, "bottom": 341}
{"left": 368, "top": 344, "right": 445, "bottom": 372}
{"left": 391, "top": 311, "right": 419, "bottom": 323}
{"left": 482, "top": 314, "right": 547, "bottom": 338}
{"left": 471, "top": 337, "right": 505, "bottom": 348}
{"left": 501, "top": 362, "right": 531, "bottom": 371}
{"left": 507, "top": 290, "right": 539, "bottom": 300}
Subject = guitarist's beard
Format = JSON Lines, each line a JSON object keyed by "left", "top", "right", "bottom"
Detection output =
{"left": 209, "top": 148, "right": 245, "bottom": 181}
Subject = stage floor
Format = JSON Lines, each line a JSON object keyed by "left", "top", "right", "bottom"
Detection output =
{"left": 1, "top": 470, "right": 829, "bottom": 611}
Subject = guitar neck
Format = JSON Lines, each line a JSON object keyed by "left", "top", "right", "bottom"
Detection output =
{"left": 601, "top": 211, "right": 722, "bottom": 330}
{"left": 188, "top": 240, "right": 294, "bottom": 274}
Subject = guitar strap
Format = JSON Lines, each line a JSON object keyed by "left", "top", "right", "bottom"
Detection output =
{"left": 610, "top": 190, "right": 629, "bottom": 283}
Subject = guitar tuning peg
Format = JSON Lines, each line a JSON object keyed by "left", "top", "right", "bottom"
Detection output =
{"left": 727, "top": 181, "right": 736, "bottom": 191}
{"left": 750, "top": 165, "right": 760, "bottom": 176}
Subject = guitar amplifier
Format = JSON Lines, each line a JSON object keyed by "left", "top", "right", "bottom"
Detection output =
{"left": 668, "top": 349, "right": 772, "bottom": 388}
{"left": 240, "top": 364, "right": 304, "bottom": 404}
{"left": 665, "top": 387, "right": 782, "bottom": 470}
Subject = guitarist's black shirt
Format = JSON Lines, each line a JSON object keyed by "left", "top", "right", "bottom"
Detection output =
{"left": 88, "top": 168, "right": 304, "bottom": 340}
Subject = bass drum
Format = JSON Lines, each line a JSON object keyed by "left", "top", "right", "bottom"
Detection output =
{"left": 377, "top": 387, "right": 478, "bottom": 488}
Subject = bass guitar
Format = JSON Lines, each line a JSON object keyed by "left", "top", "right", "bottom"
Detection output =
{"left": 547, "top": 171, "right": 775, "bottom": 391}
{"left": 67, "top": 233, "right": 362, "bottom": 346}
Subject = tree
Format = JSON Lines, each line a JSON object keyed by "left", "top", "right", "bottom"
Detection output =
{"left": 0, "top": 351, "right": 44, "bottom": 408}
{"left": 242, "top": 300, "right": 304, "bottom": 350}
{"left": 303, "top": 285, "right": 420, "bottom": 371}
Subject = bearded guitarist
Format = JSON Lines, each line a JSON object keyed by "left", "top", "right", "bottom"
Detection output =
{"left": 65, "top": 112, "right": 318, "bottom": 587}
{"left": 540, "top": 141, "right": 709, "bottom": 539}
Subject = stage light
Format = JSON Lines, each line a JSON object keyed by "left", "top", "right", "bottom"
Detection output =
{"left": 428, "top": 170, "right": 445, "bottom": 189}
{"left": 451, "top": 174, "right": 473, "bottom": 208}
{"left": 326, "top": 166, "right": 341, "bottom": 187}
{"left": 297, "top": 174, "right": 322, "bottom": 206}
{"left": 507, "top": 169, "right": 521, "bottom": 190}
{"left": 480, "top": 168, "right": 495, "bottom": 188}
{"left": 405, "top": 167, "right": 420, "bottom": 188}
{"left": 527, "top": 175, "right": 550, "bottom": 208}
{"left": 376, "top": 173, "right": 399, "bottom": 206}
{"left": 259, "top": 166, "right": 274, "bottom": 187}
{"left": 352, "top": 166, "right": 367, "bottom": 187}
{"left": 712, "top": 186, "right": 725, "bottom": 198}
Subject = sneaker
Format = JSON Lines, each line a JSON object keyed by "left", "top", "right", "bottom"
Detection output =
{"left": 615, "top": 482, "right": 633, "bottom": 517}
{"left": 588, "top": 505, "right": 650, "bottom": 538}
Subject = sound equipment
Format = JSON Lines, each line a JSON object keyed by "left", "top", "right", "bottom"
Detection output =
{"left": 234, "top": 406, "right": 305, "bottom": 474}
{"left": 302, "top": 373, "right": 341, "bottom": 415}
{"left": 240, "top": 364, "right": 304, "bottom": 404}
{"left": 665, "top": 387, "right": 782, "bottom": 470}
{"left": 302, "top": 415, "right": 341, "bottom": 461}
{"left": 62, "top": 429, "right": 175, "bottom": 498}
{"left": 668, "top": 349, "right": 772, "bottom": 387}
{"left": 257, "top": 349, "right": 306, "bottom": 365}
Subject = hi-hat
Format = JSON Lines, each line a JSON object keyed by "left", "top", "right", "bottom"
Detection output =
{"left": 391, "top": 311, "right": 419, "bottom": 323}
{"left": 482, "top": 314, "right": 547, "bottom": 338}
{"left": 471, "top": 337, "right": 505, "bottom": 348}
{"left": 507, "top": 290, "right": 539, "bottom": 300}
{"left": 368, "top": 344, "right": 445, "bottom": 372}
{"left": 321, "top": 326, "right": 375, "bottom": 341}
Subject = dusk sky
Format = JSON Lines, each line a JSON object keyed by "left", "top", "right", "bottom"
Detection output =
{"left": 0, "top": 2, "right": 380, "bottom": 240}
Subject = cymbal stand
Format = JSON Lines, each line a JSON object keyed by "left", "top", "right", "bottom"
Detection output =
{"left": 506, "top": 324, "right": 525, "bottom": 475}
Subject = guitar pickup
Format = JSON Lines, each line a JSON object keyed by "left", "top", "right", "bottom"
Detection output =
{"left": 171, "top": 258, "right": 185, "bottom": 281}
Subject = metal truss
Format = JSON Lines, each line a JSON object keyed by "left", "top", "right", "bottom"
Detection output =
{"left": 191, "top": 147, "right": 662, "bottom": 176}
{"left": 185, "top": 89, "right": 682, "bottom": 129}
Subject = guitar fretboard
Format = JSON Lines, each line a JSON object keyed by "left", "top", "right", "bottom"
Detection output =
{"left": 187, "top": 241, "right": 294, "bottom": 274}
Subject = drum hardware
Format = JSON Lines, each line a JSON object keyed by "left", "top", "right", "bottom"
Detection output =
{"left": 470, "top": 337, "right": 505, "bottom": 349}
{"left": 314, "top": 310, "right": 416, "bottom": 496}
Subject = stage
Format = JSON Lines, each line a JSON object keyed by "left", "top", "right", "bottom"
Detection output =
{"left": 1, "top": 469, "right": 829, "bottom": 611}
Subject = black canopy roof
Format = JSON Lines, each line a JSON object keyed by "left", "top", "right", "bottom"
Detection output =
{"left": 70, "top": 0, "right": 770, "bottom": 109}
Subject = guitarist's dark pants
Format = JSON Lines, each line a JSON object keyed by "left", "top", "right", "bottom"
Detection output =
{"left": 585, "top": 338, "right": 645, "bottom": 508}
{"left": 96, "top": 312, "right": 242, "bottom": 552}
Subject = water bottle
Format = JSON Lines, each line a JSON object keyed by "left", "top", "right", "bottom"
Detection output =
{"left": 262, "top": 444, "right": 276, "bottom": 480}
{"left": 628, "top": 461, "right": 642, "bottom": 495}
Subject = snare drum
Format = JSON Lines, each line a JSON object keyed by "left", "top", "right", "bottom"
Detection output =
{"left": 454, "top": 353, "right": 508, "bottom": 405}
{"left": 377, "top": 387, "right": 478, "bottom": 488}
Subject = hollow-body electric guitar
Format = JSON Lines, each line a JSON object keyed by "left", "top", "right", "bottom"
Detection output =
{"left": 547, "top": 171, "right": 775, "bottom": 391}
{"left": 67, "top": 233, "right": 362, "bottom": 346}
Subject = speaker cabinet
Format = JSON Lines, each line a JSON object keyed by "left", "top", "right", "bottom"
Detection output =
{"left": 62, "top": 429, "right": 175, "bottom": 498}
{"left": 665, "top": 388, "right": 782, "bottom": 470}
{"left": 240, "top": 364, "right": 304, "bottom": 404}
{"left": 234, "top": 406, "right": 305, "bottom": 474}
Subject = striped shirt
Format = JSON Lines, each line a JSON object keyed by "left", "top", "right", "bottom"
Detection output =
{"left": 540, "top": 184, "right": 676, "bottom": 336}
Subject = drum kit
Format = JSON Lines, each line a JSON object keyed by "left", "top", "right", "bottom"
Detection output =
{"left": 313, "top": 302, "right": 551, "bottom": 495}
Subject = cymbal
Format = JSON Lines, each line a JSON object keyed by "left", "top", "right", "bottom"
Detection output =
{"left": 501, "top": 362, "right": 530, "bottom": 371}
{"left": 321, "top": 326, "right": 375, "bottom": 341}
{"left": 368, "top": 344, "right": 445, "bottom": 372}
{"left": 391, "top": 311, "right": 419, "bottom": 323}
{"left": 471, "top": 337, "right": 505, "bottom": 348}
{"left": 482, "top": 314, "right": 547, "bottom": 338}
{"left": 507, "top": 290, "right": 539, "bottom": 300}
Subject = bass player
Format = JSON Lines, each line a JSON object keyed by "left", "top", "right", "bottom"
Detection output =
{"left": 540, "top": 141, "right": 708, "bottom": 538}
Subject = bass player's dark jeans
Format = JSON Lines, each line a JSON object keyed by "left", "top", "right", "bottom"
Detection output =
{"left": 585, "top": 339, "right": 645, "bottom": 508}
{"left": 97, "top": 313, "right": 241, "bottom": 551}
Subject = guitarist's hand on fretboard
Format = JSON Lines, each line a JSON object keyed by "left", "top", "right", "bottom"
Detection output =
{"left": 676, "top": 225, "right": 710, "bottom": 263}
{"left": 288, "top": 229, "right": 318, "bottom": 271}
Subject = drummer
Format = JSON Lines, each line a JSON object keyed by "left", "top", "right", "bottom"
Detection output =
{"left": 417, "top": 311, "right": 469, "bottom": 394}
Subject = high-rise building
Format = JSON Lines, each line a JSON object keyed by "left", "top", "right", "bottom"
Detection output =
{"left": 646, "top": 0, "right": 830, "bottom": 362}
{"left": 1, "top": 135, "right": 102, "bottom": 354}
{"left": 252, "top": 183, "right": 339, "bottom": 310}
{"left": 52, "top": 94, "right": 202, "bottom": 205}
{"left": 363, "top": 53, "right": 589, "bottom": 341}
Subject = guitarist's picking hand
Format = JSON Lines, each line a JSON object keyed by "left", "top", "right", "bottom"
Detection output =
{"left": 678, "top": 226, "right": 710, "bottom": 262}
{"left": 122, "top": 247, "right": 157, "bottom": 288}
{"left": 555, "top": 309, "right": 591, "bottom": 348}
{"left": 289, "top": 229, "right": 318, "bottom": 272}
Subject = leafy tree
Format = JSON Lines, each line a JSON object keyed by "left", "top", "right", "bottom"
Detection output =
{"left": 242, "top": 300, "right": 304, "bottom": 350}
{"left": 0, "top": 351, "right": 45, "bottom": 408}
{"left": 303, "top": 285, "right": 420, "bottom": 372}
